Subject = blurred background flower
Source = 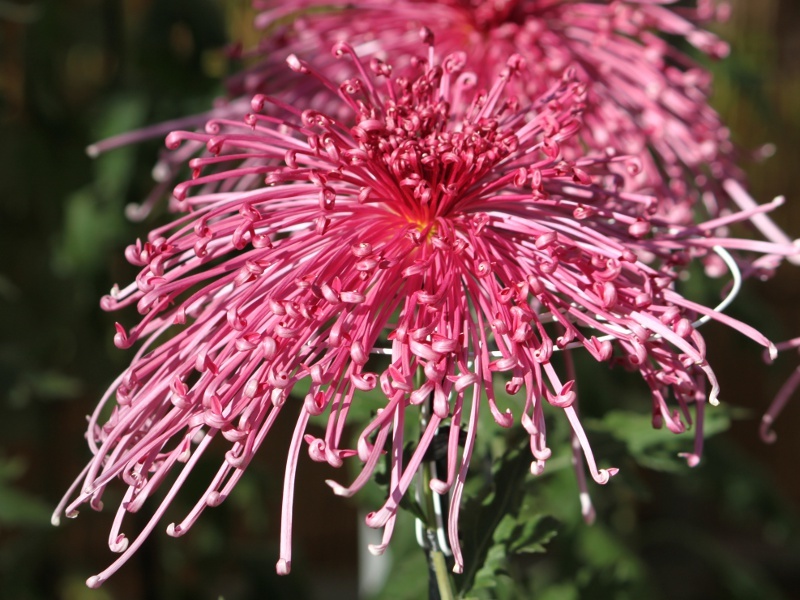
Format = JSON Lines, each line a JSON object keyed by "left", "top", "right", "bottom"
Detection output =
{"left": 1, "top": 1, "right": 799, "bottom": 599}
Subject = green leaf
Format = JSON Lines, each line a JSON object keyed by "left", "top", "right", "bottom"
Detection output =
{"left": 509, "top": 510, "right": 560, "bottom": 555}
{"left": 456, "top": 443, "right": 559, "bottom": 597}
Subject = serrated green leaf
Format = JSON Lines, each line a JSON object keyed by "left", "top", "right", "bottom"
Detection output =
{"left": 509, "top": 513, "right": 559, "bottom": 554}
{"left": 456, "top": 443, "right": 559, "bottom": 597}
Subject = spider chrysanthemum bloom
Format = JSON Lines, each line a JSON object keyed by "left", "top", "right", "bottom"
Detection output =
{"left": 56, "top": 39, "right": 797, "bottom": 586}
{"left": 244, "top": 0, "right": 741, "bottom": 222}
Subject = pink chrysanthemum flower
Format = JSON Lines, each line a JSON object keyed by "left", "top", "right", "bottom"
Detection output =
{"left": 243, "top": 0, "right": 740, "bottom": 221}
{"left": 56, "top": 38, "right": 797, "bottom": 586}
{"left": 98, "top": 0, "right": 749, "bottom": 226}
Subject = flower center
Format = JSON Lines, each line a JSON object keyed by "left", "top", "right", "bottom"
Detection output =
{"left": 352, "top": 83, "right": 518, "bottom": 226}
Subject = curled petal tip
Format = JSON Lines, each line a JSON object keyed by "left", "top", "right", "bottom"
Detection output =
{"left": 506, "top": 53, "right": 525, "bottom": 71}
{"left": 679, "top": 453, "right": 701, "bottom": 468}
{"left": 493, "top": 409, "right": 514, "bottom": 428}
{"left": 206, "top": 491, "right": 225, "bottom": 507}
{"left": 594, "top": 468, "right": 619, "bottom": 485}
{"left": 325, "top": 479, "right": 350, "bottom": 497}
{"left": 368, "top": 543, "right": 387, "bottom": 556}
{"left": 151, "top": 161, "right": 170, "bottom": 183}
{"left": 123, "top": 202, "right": 149, "bottom": 222}
{"left": 766, "top": 343, "right": 778, "bottom": 362}
{"left": 331, "top": 41, "right": 352, "bottom": 58}
{"left": 429, "top": 479, "right": 450, "bottom": 495}
{"left": 110, "top": 534, "right": 129, "bottom": 553}
{"left": 286, "top": 54, "right": 307, "bottom": 73}
{"left": 770, "top": 195, "right": 786, "bottom": 208}
{"left": 164, "top": 131, "right": 184, "bottom": 150}
{"left": 760, "top": 416, "right": 777, "bottom": 444}
{"left": 419, "top": 26, "right": 434, "bottom": 45}
{"left": 276, "top": 559, "right": 291, "bottom": 575}
{"left": 251, "top": 94, "right": 267, "bottom": 112}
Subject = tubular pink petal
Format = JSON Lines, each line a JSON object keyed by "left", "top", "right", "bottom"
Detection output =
{"left": 571, "top": 429, "right": 596, "bottom": 525}
{"left": 277, "top": 409, "right": 310, "bottom": 574}
{"left": 447, "top": 375, "right": 481, "bottom": 575}
{"left": 760, "top": 366, "right": 800, "bottom": 444}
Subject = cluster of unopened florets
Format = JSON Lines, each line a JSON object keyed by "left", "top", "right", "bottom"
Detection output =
{"left": 55, "top": 38, "right": 799, "bottom": 587}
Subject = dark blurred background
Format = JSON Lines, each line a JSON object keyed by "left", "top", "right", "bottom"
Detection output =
{"left": 1, "top": 1, "right": 799, "bottom": 598}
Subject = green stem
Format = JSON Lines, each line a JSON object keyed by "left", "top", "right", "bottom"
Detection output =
{"left": 431, "top": 548, "right": 455, "bottom": 600}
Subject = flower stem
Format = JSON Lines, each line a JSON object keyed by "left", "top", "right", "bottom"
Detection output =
{"left": 430, "top": 547, "right": 455, "bottom": 600}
